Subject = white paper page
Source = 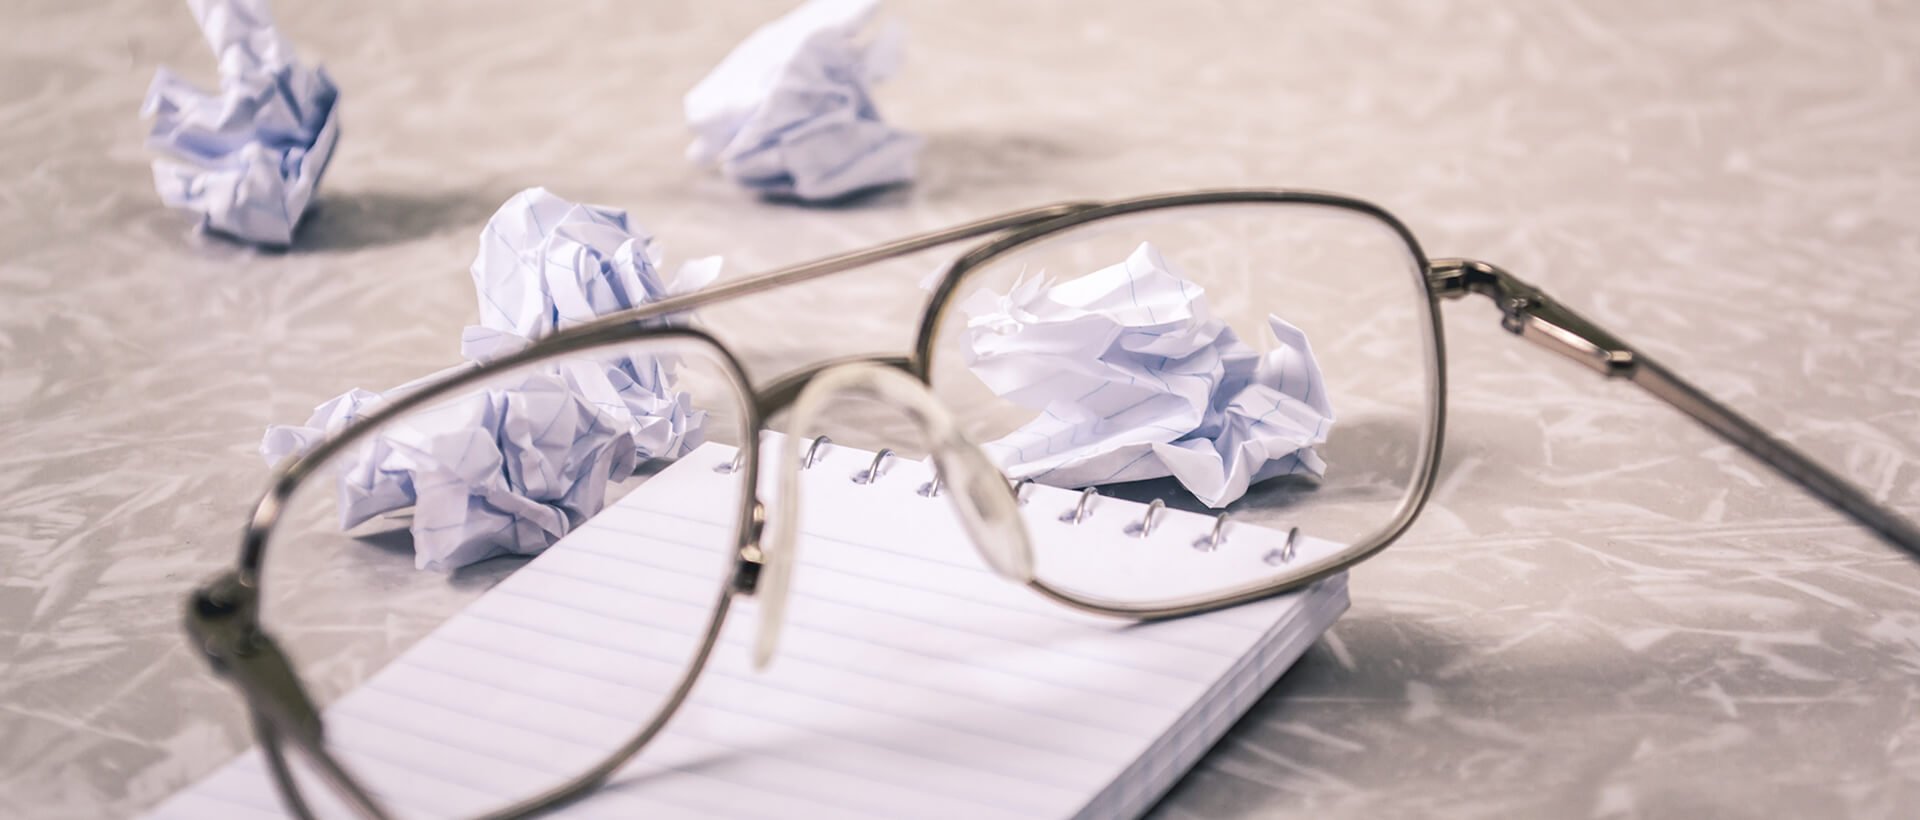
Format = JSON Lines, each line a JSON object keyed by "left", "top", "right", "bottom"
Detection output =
{"left": 147, "top": 441, "right": 1345, "bottom": 820}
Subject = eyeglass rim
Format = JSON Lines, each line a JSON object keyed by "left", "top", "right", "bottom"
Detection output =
{"left": 218, "top": 325, "right": 764, "bottom": 819}
{"left": 235, "top": 324, "right": 767, "bottom": 580}
{"left": 909, "top": 189, "right": 1450, "bottom": 617}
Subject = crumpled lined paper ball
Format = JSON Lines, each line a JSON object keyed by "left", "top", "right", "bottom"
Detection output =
{"left": 960, "top": 242, "right": 1336, "bottom": 508}
{"left": 685, "top": 0, "right": 921, "bottom": 201}
{"left": 261, "top": 372, "right": 641, "bottom": 571}
{"left": 259, "top": 190, "right": 720, "bottom": 570}
{"left": 141, "top": 0, "right": 339, "bottom": 246}
{"left": 459, "top": 187, "right": 723, "bottom": 364}
{"left": 460, "top": 187, "right": 719, "bottom": 462}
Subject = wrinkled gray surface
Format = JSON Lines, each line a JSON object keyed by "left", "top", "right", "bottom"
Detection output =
{"left": 5, "top": 1, "right": 1920, "bottom": 817}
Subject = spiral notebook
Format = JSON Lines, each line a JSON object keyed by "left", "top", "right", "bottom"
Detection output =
{"left": 146, "top": 440, "right": 1348, "bottom": 820}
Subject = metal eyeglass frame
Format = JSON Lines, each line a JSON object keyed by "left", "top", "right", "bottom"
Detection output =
{"left": 184, "top": 189, "right": 1920, "bottom": 820}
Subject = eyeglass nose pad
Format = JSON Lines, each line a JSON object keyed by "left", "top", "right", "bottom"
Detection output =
{"left": 753, "top": 362, "right": 1035, "bottom": 671}
{"left": 751, "top": 487, "right": 796, "bottom": 670}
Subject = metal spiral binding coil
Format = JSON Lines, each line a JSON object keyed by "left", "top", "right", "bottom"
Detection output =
{"left": 801, "top": 436, "right": 832, "bottom": 469}
{"left": 897, "top": 465, "right": 1239, "bottom": 549}
{"left": 851, "top": 449, "right": 893, "bottom": 484}
{"left": 1192, "top": 513, "right": 1230, "bottom": 552}
{"left": 714, "top": 451, "right": 746, "bottom": 474}
{"left": 1059, "top": 487, "right": 1099, "bottom": 524}
{"left": 1123, "top": 499, "right": 1165, "bottom": 538}
{"left": 1262, "top": 527, "right": 1300, "bottom": 565}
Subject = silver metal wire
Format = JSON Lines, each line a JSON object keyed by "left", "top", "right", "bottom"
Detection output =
{"left": 1060, "top": 487, "right": 1100, "bottom": 524}
{"left": 1263, "top": 527, "right": 1301, "bottom": 566}
{"left": 1124, "top": 499, "right": 1166, "bottom": 538}
{"left": 801, "top": 435, "right": 832, "bottom": 469}
{"left": 1193, "top": 513, "right": 1230, "bottom": 552}
{"left": 852, "top": 448, "right": 893, "bottom": 484}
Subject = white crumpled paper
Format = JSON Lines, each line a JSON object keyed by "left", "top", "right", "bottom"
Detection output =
{"left": 685, "top": 0, "right": 921, "bottom": 201}
{"left": 460, "top": 187, "right": 718, "bottom": 463}
{"left": 262, "top": 372, "right": 640, "bottom": 571}
{"left": 142, "top": 0, "right": 340, "bottom": 246}
{"left": 959, "top": 242, "right": 1336, "bottom": 508}
{"left": 260, "top": 189, "right": 718, "bottom": 570}
{"left": 458, "top": 187, "right": 722, "bottom": 365}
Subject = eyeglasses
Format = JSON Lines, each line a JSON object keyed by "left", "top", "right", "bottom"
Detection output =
{"left": 186, "top": 189, "right": 1920, "bottom": 819}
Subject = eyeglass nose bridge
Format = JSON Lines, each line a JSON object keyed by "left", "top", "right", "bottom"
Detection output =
{"left": 750, "top": 361, "right": 1037, "bottom": 671}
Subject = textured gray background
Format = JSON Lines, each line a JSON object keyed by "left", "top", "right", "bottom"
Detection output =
{"left": 6, "top": 0, "right": 1920, "bottom": 817}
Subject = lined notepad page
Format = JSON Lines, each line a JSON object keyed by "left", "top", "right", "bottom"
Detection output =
{"left": 148, "top": 441, "right": 1347, "bottom": 820}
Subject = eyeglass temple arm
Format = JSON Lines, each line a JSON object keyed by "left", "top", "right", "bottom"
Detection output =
{"left": 569, "top": 201, "right": 1106, "bottom": 334}
{"left": 1428, "top": 257, "right": 1920, "bottom": 559}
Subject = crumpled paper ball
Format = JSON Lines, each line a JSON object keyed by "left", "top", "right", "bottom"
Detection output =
{"left": 262, "top": 372, "right": 639, "bottom": 571}
{"left": 142, "top": 0, "right": 339, "bottom": 246}
{"left": 460, "top": 187, "right": 720, "bottom": 461}
{"left": 960, "top": 242, "right": 1336, "bottom": 508}
{"left": 459, "top": 187, "right": 722, "bottom": 360}
{"left": 685, "top": 0, "right": 921, "bottom": 201}
{"left": 260, "top": 189, "right": 720, "bottom": 569}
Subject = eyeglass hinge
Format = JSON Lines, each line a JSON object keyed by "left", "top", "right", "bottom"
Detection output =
{"left": 186, "top": 572, "right": 326, "bottom": 745}
{"left": 1429, "top": 258, "right": 1638, "bottom": 378}
{"left": 1426, "top": 257, "right": 1494, "bottom": 300}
